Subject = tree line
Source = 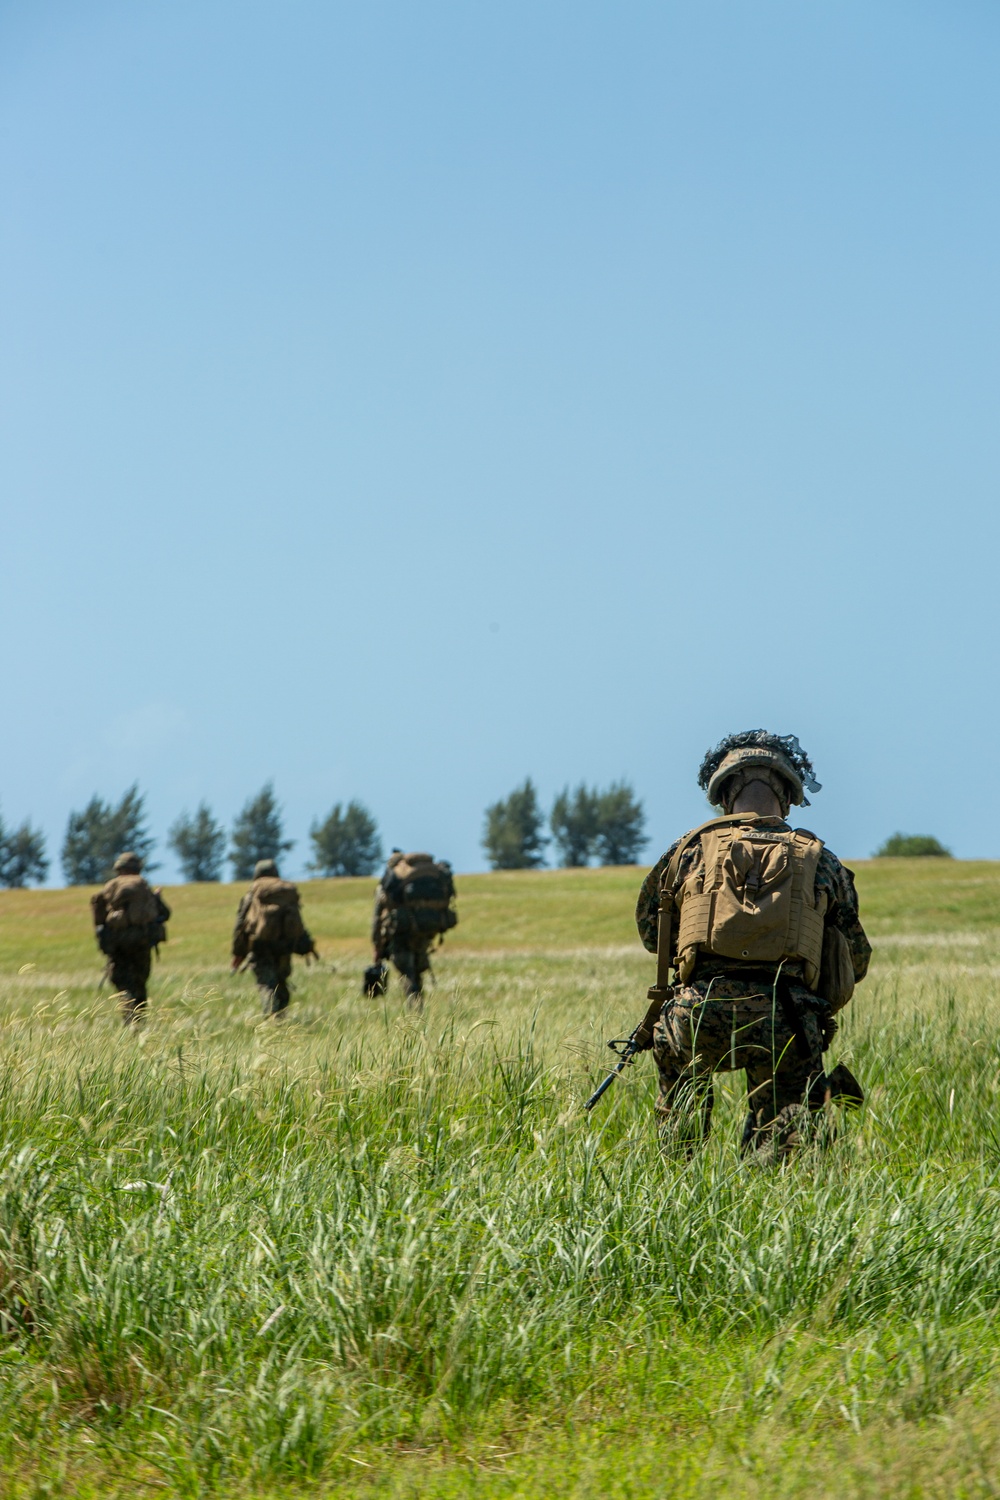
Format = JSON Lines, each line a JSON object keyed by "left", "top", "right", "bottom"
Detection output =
{"left": 0, "top": 781, "right": 958, "bottom": 888}
{"left": 482, "top": 778, "right": 648, "bottom": 868}
{"left": 0, "top": 775, "right": 654, "bottom": 888}
{"left": 0, "top": 784, "right": 382, "bottom": 887}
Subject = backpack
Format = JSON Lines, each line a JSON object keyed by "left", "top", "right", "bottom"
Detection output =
{"left": 663, "top": 815, "right": 826, "bottom": 988}
{"left": 245, "top": 877, "right": 308, "bottom": 952}
{"left": 382, "top": 854, "right": 457, "bottom": 942}
{"left": 100, "top": 874, "right": 167, "bottom": 951}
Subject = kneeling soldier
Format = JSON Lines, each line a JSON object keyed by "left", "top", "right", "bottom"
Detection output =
{"left": 634, "top": 732, "right": 870, "bottom": 1160}
{"left": 232, "top": 859, "right": 316, "bottom": 1016}
{"left": 91, "top": 851, "right": 171, "bottom": 1024}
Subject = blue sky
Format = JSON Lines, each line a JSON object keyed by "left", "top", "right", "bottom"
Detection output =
{"left": 2, "top": 0, "right": 999, "bottom": 881}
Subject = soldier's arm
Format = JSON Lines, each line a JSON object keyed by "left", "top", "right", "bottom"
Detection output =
{"left": 232, "top": 892, "right": 251, "bottom": 959}
{"left": 818, "top": 851, "right": 872, "bottom": 983}
{"left": 90, "top": 889, "right": 108, "bottom": 928}
{"left": 371, "top": 887, "right": 389, "bottom": 958}
{"left": 154, "top": 890, "right": 171, "bottom": 922}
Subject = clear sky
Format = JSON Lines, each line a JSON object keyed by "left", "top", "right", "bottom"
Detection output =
{"left": 2, "top": 0, "right": 999, "bottom": 881}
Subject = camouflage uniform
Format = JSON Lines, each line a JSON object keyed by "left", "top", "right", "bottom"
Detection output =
{"left": 91, "top": 855, "right": 170, "bottom": 1024}
{"left": 232, "top": 861, "right": 312, "bottom": 1016}
{"left": 371, "top": 886, "right": 430, "bottom": 1004}
{"left": 636, "top": 822, "right": 871, "bottom": 1157}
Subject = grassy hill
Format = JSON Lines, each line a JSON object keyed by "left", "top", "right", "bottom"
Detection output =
{"left": 2, "top": 860, "right": 1000, "bottom": 1499}
{"left": 3, "top": 854, "right": 999, "bottom": 975}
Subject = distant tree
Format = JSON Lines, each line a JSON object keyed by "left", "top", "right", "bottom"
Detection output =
{"left": 61, "top": 785, "right": 156, "bottom": 885}
{"left": 482, "top": 778, "right": 548, "bottom": 870}
{"left": 874, "top": 832, "right": 952, "bottom": 858}
{"left": 229, "top": 783, "right": 294, "bottom": 880}
{"left": 309, "top": 800, "right": 383, "bottom": 877}
{"left": 550, "top": 784, "right": 600, "bottom": 867}
{"left": 168, "top": 803, "right": 227, "bottom": 881}
{"left": 0, "top": 811, "right": 49, "bottom": 888}
{"left": 593, "top": 781, "right": 648, "bottom": 866}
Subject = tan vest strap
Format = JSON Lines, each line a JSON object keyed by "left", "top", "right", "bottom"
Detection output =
{"left": 655, "top": 891, "right": 673, "bottom": 992}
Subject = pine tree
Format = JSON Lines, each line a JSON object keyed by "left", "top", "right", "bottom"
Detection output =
{"left": 61, "top": 785, "right": 155, "bottom": 885}
{"left": 593, "top": 781, "right": 647, "bottom": 866}
{"left": 309, "top": 801, "right": 383, "bottom": 877}
{"left": 482, "top": 779, "right": 548, "bottom": 870}
{"left": 0, "top": 812, "right": 48, "bottom": 888}
{"left": 550, "top": 784, "right": 600, "bottom": 867}
{"left": 168, "top": 803, "right": 227, "bottom": 881}
{"left": 229, "top": 783, "right": 294, "bottom": 880}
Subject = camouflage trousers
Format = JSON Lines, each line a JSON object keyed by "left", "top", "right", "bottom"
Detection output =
{"left": 105, "top": 946, "right": 152, "bottom": 1023}
{"left": 652, "top": 976, "right": 828, "bottom": 1159}
{"left": 388, "top": 942, "right": 431, "bottom": 1007}
{"left": 250, "top": 947, "right": 293, "bottom": 1016}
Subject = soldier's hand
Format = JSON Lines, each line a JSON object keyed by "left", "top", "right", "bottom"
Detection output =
{"left": 230, "top": 956, "right": 241, "bottom": 971}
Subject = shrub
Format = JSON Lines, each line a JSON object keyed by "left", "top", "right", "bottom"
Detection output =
{"left": 61, "top": 785, "right": 155, "bottom": 885}
{"left": 168, "top": 803, "right": 227, "bottom": 881}
{"left": 229, "top": 784, "right": 294, "bottom": 880}
{"left": 874, "top": 833, "right": 952, "bottom": 858}
{"left": 309, "top": 801, "right": 383, "bottom": 877}
{"left": 482, "top": 779, "right": 548, "bottom": 870}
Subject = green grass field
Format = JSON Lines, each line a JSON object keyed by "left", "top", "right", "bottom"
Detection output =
{"left": 2, "top": 859, "right": 1000, "bottom": 1498}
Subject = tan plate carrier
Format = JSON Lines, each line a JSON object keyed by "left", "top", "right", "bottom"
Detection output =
{"left": 653, "top": 814, "right": 827, "bottom": 990}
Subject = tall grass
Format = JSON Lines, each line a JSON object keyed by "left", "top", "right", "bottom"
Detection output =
{"left": 1, "top": 886, "right": 1000, "bottom": 1494}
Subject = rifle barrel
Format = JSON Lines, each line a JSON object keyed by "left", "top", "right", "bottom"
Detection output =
{"left": 584, "top": 1049, "right": 635, "bottom": 1111}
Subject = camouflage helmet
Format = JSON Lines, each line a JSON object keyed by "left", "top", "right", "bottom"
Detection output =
{"left": 112, "top": 851, "right": 142, "bottom": 875}
{"left": 253, "top": 859, "right": 279, "bottom": 879}
{"left": 698, "top": 731, "right": 821, "bottom": 812}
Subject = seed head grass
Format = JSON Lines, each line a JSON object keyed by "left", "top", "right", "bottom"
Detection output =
{"left": 2, "top": 862, "right": 1000, "bottom": 1497}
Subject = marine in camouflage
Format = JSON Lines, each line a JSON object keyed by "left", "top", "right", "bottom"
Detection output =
{"left": 90, "top": 853, "right": 171, "bottom": 1024}
{"left": 635, "top": 731, "right": 870, "bottom": 1159}
{"left": 232, "top": 864, "right": 312, "bottom": 1017}
{"left": 371, "top": 885, "right": 431, "bottom": 1006}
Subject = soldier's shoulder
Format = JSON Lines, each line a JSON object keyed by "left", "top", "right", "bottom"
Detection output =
{"left": 811, "top": 842, "right": 861, "bottom": 900}
{"left": 813, "top": 841, "right": 846, "bottom": 873}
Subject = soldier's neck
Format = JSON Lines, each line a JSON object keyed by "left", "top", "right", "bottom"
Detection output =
{"left": 731, "top": 785, "right": 785, "bottom": 818}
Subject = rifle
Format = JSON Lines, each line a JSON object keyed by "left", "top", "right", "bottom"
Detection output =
{"left": 584, "top": 988, "right": 669, "bottom": 1111}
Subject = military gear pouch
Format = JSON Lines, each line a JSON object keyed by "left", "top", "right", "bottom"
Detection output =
{"left": 363, "top": 963, "right": 389, "bottom": 998}
{"left": 819, "top": 925, "right": 855, "bottom": 1013}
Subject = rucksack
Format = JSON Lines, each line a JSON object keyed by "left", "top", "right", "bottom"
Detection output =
{"left": 99, "top": 874, "right": 167, "bottom": 951}
{"left": 663, "top": 815, "right": 826, "bottom": 988}
{"left": 382, "top": 854, "right": 457, "bottom": 941}
{"left": 245, "top": 877, "right": 308, "bottom": 951}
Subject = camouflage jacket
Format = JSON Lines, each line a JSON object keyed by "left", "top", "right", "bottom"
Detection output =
{"left": 370, "top": 884, "right": 434, "bottom": 956}
{"left": 635, "top": 819, "right": 871, "bottom": 989}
